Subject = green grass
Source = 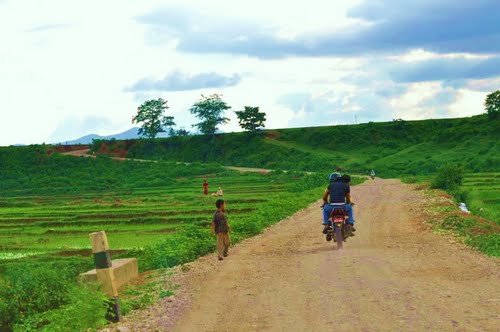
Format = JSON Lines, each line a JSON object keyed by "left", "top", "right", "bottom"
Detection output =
{"left": 405, "top": 172, "right": 500, "bottom": 257}
{"left": 0, "top": 150, "right": 332, "bottom": 330}
{"left": 462, "top": 173, "right": 500, "bottom": 223}
{"left": 111, "top": 114, "right": 499, "bottom": 176}
{"left": 0, "top": 177, "right": 288, "bottom": 257}
{"left": 402, "top": 172, "right": 499, "bottom": 225}
{"left": 1, "top": 114, "right": 498, "bottom": 329}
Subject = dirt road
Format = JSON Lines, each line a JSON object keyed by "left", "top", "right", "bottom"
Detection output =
{"left": 110, "top": 179, "right": 499, "bottom": 332}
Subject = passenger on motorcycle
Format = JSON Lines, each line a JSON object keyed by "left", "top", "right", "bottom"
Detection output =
{"left": 321, "top": 173, "right": 356, "bottom": 234}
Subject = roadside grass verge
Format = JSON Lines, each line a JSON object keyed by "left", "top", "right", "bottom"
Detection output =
{"left": 418, "top": 177, "right": 500, "bottom": 258}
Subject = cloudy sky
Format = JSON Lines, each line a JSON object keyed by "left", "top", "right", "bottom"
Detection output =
{"left": 1, "top": 0, "right": 499, "bottom": 146}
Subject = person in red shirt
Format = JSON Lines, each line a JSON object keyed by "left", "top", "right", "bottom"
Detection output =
{"left": 203, "top": 179, "right": 209, "bottom": 195}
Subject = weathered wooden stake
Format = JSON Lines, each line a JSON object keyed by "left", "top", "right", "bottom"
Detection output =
{"left": 90, "top": 231, "right": 121, "bottom": 322}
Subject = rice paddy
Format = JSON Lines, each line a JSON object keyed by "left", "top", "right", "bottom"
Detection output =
{"left": 0, "top": 172, "right": 290, "bottom": 261}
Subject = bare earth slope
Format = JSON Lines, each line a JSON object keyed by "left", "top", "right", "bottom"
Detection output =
{"left": 111, "top": 179, "right": 499, "bottom": 332}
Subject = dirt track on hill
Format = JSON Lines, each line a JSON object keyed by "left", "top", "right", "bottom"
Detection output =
{"left": 62, "top": 149, "right": 272, "bottom": 172}
{"left": 107, "top": 179, "right": 499, "bottom": 332}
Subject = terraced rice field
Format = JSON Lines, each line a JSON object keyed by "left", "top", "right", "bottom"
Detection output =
{"left": 462, "top": 172, "right": 500, "bottom": 223}
{"left": 0, "top": 173, "right": 287, "bottom": 261}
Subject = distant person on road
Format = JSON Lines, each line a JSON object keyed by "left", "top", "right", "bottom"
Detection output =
{"left": 321, "top": 173, "right": 356, "bottom": 235}
{"left": 370, "top": 170, "right": 375, "bottom": 179}
{"left": 211, "top": 199, "right": 230, "bottom": 261}
{"left": 203, "top": 179, "right": 209, "bottom": 195}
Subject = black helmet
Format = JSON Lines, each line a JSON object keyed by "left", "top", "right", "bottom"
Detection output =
{"left": 329, "top": 172, "right": 341, "bottom": 182}
{"left": 341, "top": 174, "right": 351, "bottom": 183}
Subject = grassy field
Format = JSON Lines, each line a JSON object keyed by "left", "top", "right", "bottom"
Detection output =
{"left": 0, "top": 147, "right": 335, "bottom": 330}
{"left": 0, "top": 173, "right": 292, "bottom": 260}
{"left": 462, "top": 172, "right": 500, "bottom": 223}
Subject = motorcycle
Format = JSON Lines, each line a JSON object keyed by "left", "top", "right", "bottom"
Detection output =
{"left": 325, "top": 206, "right": 353, "bottom": 249}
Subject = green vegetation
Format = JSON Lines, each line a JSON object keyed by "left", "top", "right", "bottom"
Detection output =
{"left": 190, "top": 94, "right": 231, "bottom": 136}
{"left": 90, "top": 114, "right": 498, "bottom": 175}
{"left": 89, "top": 114, "right": 500, "bottom": 256}
{"left": 0, "top": 146, "right": 330, "bottom": 330}
{"left": 462, "top": 173, "right": 500, "bottom": 223}
{"left": 409, "top": 171, "right": 500, "bottom": 257}
{"left": 431, "top": 164, "right": 464, "bottom": 191}
{"left": 120, "top": 269, "right": 177, "bottom": 316}
{"left": 429, "top": 212, "right": 500, "bottom": 258}
{"left": 235, "top": 106, "right": 267, "bottom": 132}
{"left": 132, "top": 98, "right": 175, "bottom": 138}
{"left": 484, "top": 90, "right": 500, "bottom": 120}
{"left": 1, "top": 113, "right": 498, "bottom": 330}
{"left": 466, "top": 234, "right": 500, "bottom": 257}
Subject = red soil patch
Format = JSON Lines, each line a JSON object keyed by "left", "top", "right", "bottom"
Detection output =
{"left": 265, "top": 131, "right": 280, "bottom": 139}
{"left": 47, "top": 145, "right": 89, "bottom": 155}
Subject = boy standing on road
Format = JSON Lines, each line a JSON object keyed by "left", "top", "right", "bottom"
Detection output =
{"left": 211, "top": 199, "right": 230, "bottom": 261}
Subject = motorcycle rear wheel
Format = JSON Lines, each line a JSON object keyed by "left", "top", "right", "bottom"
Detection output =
{"left": 335, "top": 226, "right": 343, "bottom": 249}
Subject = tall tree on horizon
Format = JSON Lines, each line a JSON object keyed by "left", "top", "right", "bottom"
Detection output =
{"left": 189, "top": 94, "right": 230, "bottom": 137}
{"left": 132, "top": 98, "right": 175, "bottom": 138}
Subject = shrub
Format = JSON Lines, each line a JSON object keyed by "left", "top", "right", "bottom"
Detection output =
{"left": 0, "top": 266, "right": 74, "bottom": 325}
{"left": 14, "top": 284, "right": 108, "bottom": 332}
{"left": 0, "top": 259, "right": 94, "bottom": 330}
{"left": 431, "top": 164, "right": 464, "bottom": 190}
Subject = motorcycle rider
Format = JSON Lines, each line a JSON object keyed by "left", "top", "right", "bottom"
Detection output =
{"left": 322, "top": 172, "right": 356, "bottom": 235}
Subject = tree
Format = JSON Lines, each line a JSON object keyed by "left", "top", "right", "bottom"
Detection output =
{"left": 132, "top": 98, "right": 175, "bottom": 138}
{"left": 484, "top": 90, "right": 500, "bottom": 119}
{"left": 168, "top": 127, "right": 190, "bottom": 137}
{"left": 189, "top": 94, "right": 230, "bottom": 136}
{"left": 235, "top": 106, "right": 266, "bottom": 132}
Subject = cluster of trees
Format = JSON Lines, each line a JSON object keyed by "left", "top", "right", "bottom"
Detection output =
{"left": 132, "top": 94, "right": 267, "bottom": 139}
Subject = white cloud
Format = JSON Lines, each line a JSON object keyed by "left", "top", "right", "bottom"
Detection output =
{"left": 447, "top": 90, "right": 488, "bottom": 118}
{"left": 0, "top": 0, "right": 496, "bottom": 146}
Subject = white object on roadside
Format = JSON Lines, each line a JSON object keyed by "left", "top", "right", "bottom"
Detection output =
{"left": 458, "top": 202, "right": 470, "bottom": 213}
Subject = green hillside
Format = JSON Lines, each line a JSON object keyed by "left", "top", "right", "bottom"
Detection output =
{"left": 95, "top": 114, "right": 499, "bottom": 176}
{"left": 0, "top": 115, "right": 498, "bottom": 330}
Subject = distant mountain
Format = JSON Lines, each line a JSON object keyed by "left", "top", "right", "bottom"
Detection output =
{"left": 61, "top": 127, "right": 169, "bottom": 145}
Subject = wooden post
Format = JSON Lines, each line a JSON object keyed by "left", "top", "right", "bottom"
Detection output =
{"left": 90, "top": 231, "right": 121, "bottom": 322}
